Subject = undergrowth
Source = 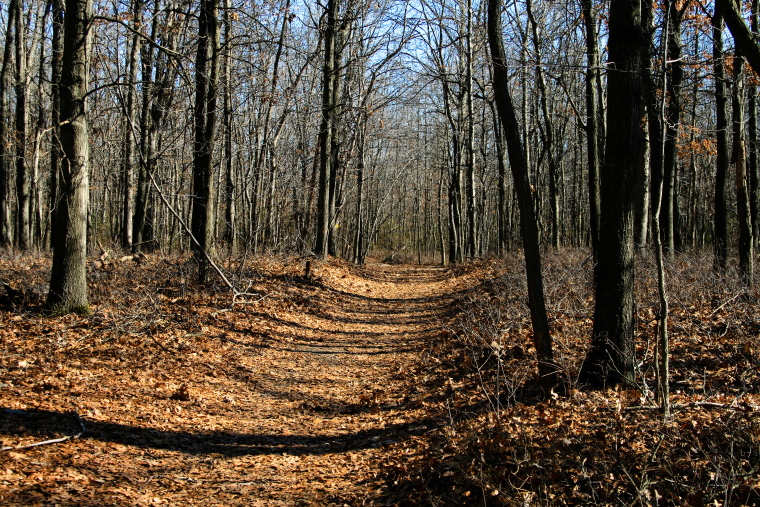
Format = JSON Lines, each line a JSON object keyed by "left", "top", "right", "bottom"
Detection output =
{"left": 382, "top": 250, "right": 760, "bottom": 506}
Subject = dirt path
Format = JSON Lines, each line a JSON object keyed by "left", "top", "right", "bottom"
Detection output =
{"left": 228, "top": 263, "right": 456, "bottom": 505}
{"left": 0, "top": 260, "right": 478, "bottom": 506}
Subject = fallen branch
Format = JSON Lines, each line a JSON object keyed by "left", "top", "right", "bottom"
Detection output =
{"left": 0, "top": 411, "right": 86, "bottom": 452}
{"left": 615, "top": 401, "right": 760, "bottom": 413}
{"left": 709, "top": 290, "right": 746, "bottom": 317}
{"left": 123, "top": 103, "right": 264, "bottom": 309}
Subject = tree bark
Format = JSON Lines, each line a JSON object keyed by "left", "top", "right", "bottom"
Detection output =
{"left": 733, "top": 53, "right": 754, "bottom": 286}
{"left": 581, "top": 0, "right": 602, "bottom": 254}
{"left": 660, "top": 6, "right": 684, "bottom": 257}
{"left": 48, "top": 0, "right": 91, "bottom": 315}
{"left": 191, "top": 0, "right": 220, "bottom": 282}
{"left": 0, "top": 1, "right": 17, "bottom": 248}
{"left": 527, "top": 0, "right": 561, "bottom": 249}
{"left": 120, "top": 0, "right": 142, "bottom": 250}
{"left": 713, "top": 8, "right": 729, "bottom": 273}
{"left": 464, "top": 0, "right": 476, "bottom": 258}
{"left": 222, "top": 0, "right": 235, "bottom": 251}
{"left": 49, "top": 0, "right": 64, "bottom": 250}
{"left": 719, "top": 0, "right": 760, "bottom": 76}
{"left": 487, "top": 0, "right": 557, "bottom": 389}
{"left": 579, "top": 0, "right": 646, "bottom": 388}
{"left": 14, "top": 0, "right": 30, "bottom": 250}
{"left": 751, "top": 0, "right": 760, "bottom": 251}
{"left": 315, "top": 0, "right": 340, "bottom": 259}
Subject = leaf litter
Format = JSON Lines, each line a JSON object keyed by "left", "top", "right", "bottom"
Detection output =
{"left": 0, "top": 251, "right": 758, "bottom": 505}
{"left": 0, "top": 253, "right": 479, "bottom": 506}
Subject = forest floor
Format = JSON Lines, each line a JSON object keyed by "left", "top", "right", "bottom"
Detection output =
{"left": 0, "top": 253, "right": 482, "bottom": 506}
{"left": 0, "top": 251, "right": 759, "bottom": 506}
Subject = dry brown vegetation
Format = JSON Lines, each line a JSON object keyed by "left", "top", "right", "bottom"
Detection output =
{"left": 0, "top": 251, "right": 758, "bottom": 506}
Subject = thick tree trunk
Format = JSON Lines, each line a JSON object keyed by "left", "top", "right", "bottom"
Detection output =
{"left": 579, "top": 0, "right": 646, "bottom": 388}
{"left": 191, "top": 0, "right": 220, "bottom": 283}
{"left": 487, "top": 0, "right": 557, "bottom": 389}
{"left": 48, "top": 0, "right": 91, "bottom": 315}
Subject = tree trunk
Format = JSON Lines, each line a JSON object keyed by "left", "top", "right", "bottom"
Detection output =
{"left": 49, "top": 0, "right": 64, "bottom": 250}
{"left": 719, "top": 0, "right": 760, "bottom": 76}
{"left": 222, "top": 0, "right": 235, "bottom": 252}
{"left": 0, "top": 1, "right": 17, "bottom": 248}
{"left": 581, "top": 0, "right": 601, "bottom": 254}
{"left": 751, "top": 0, "right": 759, "bottom": 251}
{"left": 132, "top": 7, "right": 157, "bottom": 252}
{"left": 315, "top": 0, "right": 340, "bottom": 259}
{"left": 14, "top": 0, "right": 30, "bottom": 250}
{"left": 733, "top": 53, "right": 754, "bottom": 286}
{"left": 191, "top": 0, "right": 220, "bottom": 283}
{"left": 48, "top": 0, "right": 91, "bottom": 315}
{"left": 660, "top": 6, "right": 684, "bottom": 257}
{"left": 120, "top": 0, "right": 141, "bottom": 250}
{"left": 487, "top": 0, "right": 557, "bottom": 389}
{"left": 713, "top": 8, "right": 729, "bottom": 273}
{"left": 652, "top": 0, "right": 672, "bottom": 418}
{"left": 464, "top": 0, "right": 476, "bottom": 258}
{"left": 579, "top": 0, "right": 646, "bottom": 388}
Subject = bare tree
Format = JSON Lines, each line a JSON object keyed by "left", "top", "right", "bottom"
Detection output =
{"left": 47, "top": 0, "right": 92, "bottom": 314}
{"left": 579, "top": 0, "right": 646, "bottom": 387}
{"left": 487, "top": 0, "right": 557, "bottom": 388}
{"left": 191, "top": 0, "right": 221, "bottom": 282}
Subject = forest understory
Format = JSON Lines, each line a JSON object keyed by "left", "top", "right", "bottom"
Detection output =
{"left": 0, "top": 250, "right": 758, "bottom": 506}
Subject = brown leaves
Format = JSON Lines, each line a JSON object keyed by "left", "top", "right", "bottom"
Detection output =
{"left": 0, "top": 254, "right": 477, "bottom": 506}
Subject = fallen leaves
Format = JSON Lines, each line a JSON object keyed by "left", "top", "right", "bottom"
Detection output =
{"left": 0, "top": 253, "right": 473, "bottom": 506}
{"left": 1, "top": 252, "right": 758, "bottom": 505}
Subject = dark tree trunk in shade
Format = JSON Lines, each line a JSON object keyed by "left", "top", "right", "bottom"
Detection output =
{"left": 191, "top": 0, "right": 220, "bottom": 283}
{"left": 487, "top": 0, "right": 557, "bottom": 389}
{"left": 579, "top": 0, "right": 646, "bottom": 388}
{"left": 713, "top": 8, "right": 729, "bottom": 273}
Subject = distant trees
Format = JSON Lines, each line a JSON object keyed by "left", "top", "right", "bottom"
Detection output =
{"left": 0, "top": 0, "right": 755, "bottom": 322}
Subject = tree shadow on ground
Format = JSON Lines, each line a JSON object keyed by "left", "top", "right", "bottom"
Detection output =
{"left": 0, "top": 408, "right": 439, "bottom": 458}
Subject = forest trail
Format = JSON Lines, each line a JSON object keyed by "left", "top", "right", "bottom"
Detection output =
{"left": 0, "top": 258, "right": 482, "bottom": 507}
{"left": 225, "top": 262, "right": 462, "bottom": 505}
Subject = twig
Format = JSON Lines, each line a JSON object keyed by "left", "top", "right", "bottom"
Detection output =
{"left": 121, "top": 95, "right": 266, "bottom": 309}
{"left": 613, "top": 401, "right": 760, "bottom": 413}
{"left": 709, "top": 290, "right": 746, "bottom": 317}
{"left": 231, "top": 292, "right": 272, "bottom": 306}
{"left": 0, "top": 411, "right": 86, "bottom": 452}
